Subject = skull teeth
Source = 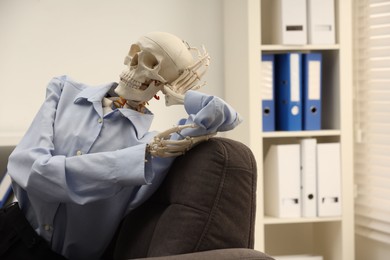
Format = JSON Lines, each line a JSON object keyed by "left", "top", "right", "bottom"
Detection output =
{"left": 120, "top": 72, "right": 143, "bottom": 89}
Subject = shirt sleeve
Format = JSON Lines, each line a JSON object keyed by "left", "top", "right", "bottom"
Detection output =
{"left": 7, "top": 77, "right": 152, "bottom": 205}
{"left": 178, "top": 90, "right": 243, "bottom": 137}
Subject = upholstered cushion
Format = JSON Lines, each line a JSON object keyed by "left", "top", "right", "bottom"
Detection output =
{"left": 106, "top": 138, "right": 258, "bottom": 259}
{"left": 132, "top": 248, "right": 274, "bottom": 260}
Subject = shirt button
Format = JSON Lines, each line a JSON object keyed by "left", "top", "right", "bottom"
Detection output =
{"left": 76, "top": 150, "right": 82, "bottom": 156}
{"left": 98, "top": 118, "right": 103, "bottom": 124}
{"left": 43, "top": 224, "right": 53, "bottom": 232}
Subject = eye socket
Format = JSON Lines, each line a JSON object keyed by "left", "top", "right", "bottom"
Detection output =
{"left": 129, "top": 44, "right": 141, "bottom": 56}
{"left": 130, "top": 53, "right": 139, "bottom": 66}
{"left": 141, "top": 51, "right": 159, "bottom": 69}
{"left": 128, "top": 44, "right": 141, "bottom": 66}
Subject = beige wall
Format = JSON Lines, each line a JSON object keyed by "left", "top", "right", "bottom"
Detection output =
{"left": 356, "top": 235, "right": 390, "bottom": 260}
{"left": 0, "top": 0, "right": 224, "bottom": 137}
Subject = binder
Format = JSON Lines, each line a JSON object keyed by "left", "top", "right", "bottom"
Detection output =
{"left": 274, "top": 255, "right": 323, "bottom": 260}
{"left": 261, "top": 54, "right": 275, "bottom": 132}
{"left": 317, "top": 143, "right": 341, "bottom": 217}
{"left": 275, "top": 53, "right": 302, "bottom": 131}
{"left": 0, "top": 173, "right": 12, "bottom": 208}
{"left": 271, "top": 0, "right": 307, "bottom": 45}
{"left": 300, "top": 138, "right": 317, "bottom": 217}
{"left": 264, "top": 144, "right": 301, "bottom": 218}
{"left": 302, "top": 53, "right": 322, "bottom": 130}
{"left": 307, "top": 0, "right": 336, "bottom": 44}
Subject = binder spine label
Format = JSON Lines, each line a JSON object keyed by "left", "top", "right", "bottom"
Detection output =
{"left": 262, "top": 61, "right": 274, "bottom": 100}
{"left": 290, "top": 54, "right": 301, "bottom": 102}
{"left": 308, "top": 60, "right": 321, "bottom": 100}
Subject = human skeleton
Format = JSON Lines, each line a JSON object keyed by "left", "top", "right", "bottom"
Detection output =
{"left": 114, "top": 32, "right": 214, "bottom": 157}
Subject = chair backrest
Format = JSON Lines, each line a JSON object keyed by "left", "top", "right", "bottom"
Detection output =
{"left": 105, "top": 137, "right": 257, "bottom": 259}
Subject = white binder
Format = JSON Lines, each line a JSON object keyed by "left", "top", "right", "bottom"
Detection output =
{"left": 300, "top": 138, "right": 317, "bottom": 217}
{"left": 317, "top": 143, "right": 341, "bottom": 216}
{"left": 264, "top": 144, "right": 301, "bottom": 218}
{"left": 307, "top": 0, "right": 336, "bottom": 44}
{"left": 274, "top": 255, "right": 323, "bottom": 260}
{"left": 271, "top": 0, "right": 307, "bottom": 45}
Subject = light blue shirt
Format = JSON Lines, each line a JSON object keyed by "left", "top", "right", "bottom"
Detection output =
{"left": 7, "top": 75, "right": 241, "bottom": 259}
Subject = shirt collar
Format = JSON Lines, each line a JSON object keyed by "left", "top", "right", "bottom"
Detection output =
{"left": 74, "top": 82, "right": 154, "bottom": 139}
{"left": 74, "top": 83, "right": 115, "bottom": 103}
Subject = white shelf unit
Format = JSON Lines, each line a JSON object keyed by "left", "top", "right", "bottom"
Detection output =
{"left": 223, "top": 1, "right": 354, "bottom": 259}
{"left": 0, "top": 133, "right": 23, "bottom": 147}
{"left": 0, "top": 138, "right": 17, "bottom": 203}
{"left": 0, "top": 133, "right": 22, "bottom": 175}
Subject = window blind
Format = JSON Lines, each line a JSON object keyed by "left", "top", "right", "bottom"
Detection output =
{"left": 354, "top": 0, "right": 390, "bottom": 244}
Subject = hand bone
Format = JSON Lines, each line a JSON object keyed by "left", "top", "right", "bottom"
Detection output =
{"left": 163, "top": 45, "right": 210, "bottom": 106}
{"left": 147, "top": 124, "right": 216, "bottom": 157}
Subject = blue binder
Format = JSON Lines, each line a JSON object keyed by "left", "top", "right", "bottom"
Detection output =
{"left": 0, "top": 173, "right": 12, "bottom": 208}
{"left": 302, "top": 53, "right": 322, "bottom": 130}
{"left": 275, "top": 53, "right": 303, "bottom": 131}
{"left": 261, "top": 54, "right": 275, "bottom": 132}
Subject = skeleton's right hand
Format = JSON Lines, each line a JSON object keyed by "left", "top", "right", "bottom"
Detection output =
{"left": 146, "top": 124, "right": 215, "bottom": 158}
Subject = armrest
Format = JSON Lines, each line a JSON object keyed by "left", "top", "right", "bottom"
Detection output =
{"left": 131, "top": 248, "right": 274, "bottom": 260}
{"left": 105, "top": 138, "right": 260, "bottom": 259}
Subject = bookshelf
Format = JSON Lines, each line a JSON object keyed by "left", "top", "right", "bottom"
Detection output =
{"left": 0, "top": 133, "right": 21, "bottom": 200}
{"left": 223, "top": 0, "right": 354, "bottom": 259}
{"left": 0, "top": 136, "right": 20, "bottom": 168}
{"left": 0, "top": 140, "right": 16, "bottom": 206}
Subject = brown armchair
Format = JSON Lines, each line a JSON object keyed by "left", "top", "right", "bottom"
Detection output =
{"left": 104, "top": 137, "right": 274, "bottom": 260}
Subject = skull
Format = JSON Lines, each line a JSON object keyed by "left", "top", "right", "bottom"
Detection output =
{"left": 115, "top": 32, "right": 194, "bottom": 104}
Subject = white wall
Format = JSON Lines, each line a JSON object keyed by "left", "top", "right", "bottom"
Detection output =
{"left": 0, "top": 0, "right": 224, "bottom": 137}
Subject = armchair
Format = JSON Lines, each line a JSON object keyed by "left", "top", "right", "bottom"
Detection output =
{"left": 104, "top": 137, "right": 274, "bottom": 260}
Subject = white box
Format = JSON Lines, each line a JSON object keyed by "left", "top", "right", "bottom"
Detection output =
{"left": 307, "top": 0, "right": 336, "bottom": 44}
{"left": 264, "top": 144, "right": 301, "bottom": 218}
{"left": 271, "top": 0, "right": 307, "bottom": 45}
{"left": 274, "top": 255, "right": 323, "bottom": 260}
{"left": 317, "top": 142, "right": 342, "bottom": 216}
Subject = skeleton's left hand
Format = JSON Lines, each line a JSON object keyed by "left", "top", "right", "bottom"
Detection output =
{"left": 163, "top": 46, "right": 210, "bottom": 106}
{"left": 146, "top": 124, "right": 216, "bottom": 158}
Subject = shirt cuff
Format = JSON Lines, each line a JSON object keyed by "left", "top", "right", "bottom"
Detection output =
{"left": 184, "top": 90, "right": 213, "bottom": 115}
{"left": 114, "top": 144, "right": 153, "bottom": 186}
